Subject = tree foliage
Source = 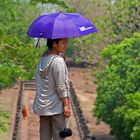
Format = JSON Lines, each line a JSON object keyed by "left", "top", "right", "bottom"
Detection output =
{"left": 106, "top": 0, "right": 140, "bottom": 42}
{"left": 94, "top": 33, "right": 140, "bottom": 140}
{"left": 65, "top": 0, "right": 109, "bottom": 61}
{"left": 0, "top": 0, "right": 44, "bottom": 89}
{"left": 0, "top": 111, "right": 9, "bottom": 133}
{"left": 65, "top": 0, "right": 140, "bottom": 61}
{"left": 30, "top": 0, "right": 74, "bottom": 12}
{"left": 31, "top": 0, "right": 68, "bottom": 8}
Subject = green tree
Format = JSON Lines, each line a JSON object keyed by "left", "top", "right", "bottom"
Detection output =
{"left": 106, "top": 0, "right": 140, "bottom": 42}
{"left": 0, "top": 0, "right": 43, "bottom": 89}
{"left": 65, "top": 0, "right": 140, "bottom": 62}
{"left": 65, "top": 0, "right": 109, "bottom": 61}
{"left": 94, "top": 33, "right": 140, "bottom": 140}
{"left": 30, "top": 0, "right": 68, "bottom": 8}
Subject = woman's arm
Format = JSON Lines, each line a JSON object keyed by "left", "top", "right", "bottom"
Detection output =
{"left": 52, "top": 57, "right": 71, "bottom": 118}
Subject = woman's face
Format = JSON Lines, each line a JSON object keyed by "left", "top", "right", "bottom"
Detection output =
{"left": 53, "top": 38, "right": 69, "bottom": 54}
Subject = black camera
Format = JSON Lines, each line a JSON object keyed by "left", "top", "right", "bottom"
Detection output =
{"left": 60, "top": 128, "right": 72, "bottom": 138}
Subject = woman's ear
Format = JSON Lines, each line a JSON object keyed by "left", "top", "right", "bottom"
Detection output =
{"left": 53, "top": 42, "right": 57, "bottom": 49}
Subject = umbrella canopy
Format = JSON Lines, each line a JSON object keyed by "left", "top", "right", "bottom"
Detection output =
{"left": 27, "top": 12, "right": 98, "bottom": 39}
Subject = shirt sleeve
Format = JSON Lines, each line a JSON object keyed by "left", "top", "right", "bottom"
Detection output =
{"left": 52, "top": 57, "right": 69, "bottom": 98}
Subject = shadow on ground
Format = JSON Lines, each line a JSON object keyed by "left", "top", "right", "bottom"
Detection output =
{"left": 91, "top": 135, "right": 116, "bottom": 140}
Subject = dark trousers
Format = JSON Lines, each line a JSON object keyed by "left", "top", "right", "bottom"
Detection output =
{"left": 40, "top": 113, "right": 66, "bottom": 140}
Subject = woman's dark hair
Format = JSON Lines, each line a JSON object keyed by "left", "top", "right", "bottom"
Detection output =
{"left": 47, "top": 39, "right": 61, "bottom": 51}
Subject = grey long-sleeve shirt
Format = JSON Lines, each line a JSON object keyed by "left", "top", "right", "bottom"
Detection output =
{"left": 32, "top": 54, "right": 70, "bottom": 116}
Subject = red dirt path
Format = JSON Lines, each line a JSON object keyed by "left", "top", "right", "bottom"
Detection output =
{"left": 0, "top": 64, "right": 115, "bottom": 140}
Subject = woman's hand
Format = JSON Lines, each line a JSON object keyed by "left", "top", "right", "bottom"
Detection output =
{"left": 63, "top": 105, "right": 71, "bottom": 118}
{"left": 61, "top": 97, "right": 71, "bottom": 118}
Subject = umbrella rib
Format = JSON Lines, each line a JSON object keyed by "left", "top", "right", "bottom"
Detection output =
{"left": 68, "top": 16, "right": 81, "bottom": 37}
{"left": 61, "top": 14, "right": 66, "bottom": 38}
{"left": 50, "top": 16, "right": 57, "bottom": 39}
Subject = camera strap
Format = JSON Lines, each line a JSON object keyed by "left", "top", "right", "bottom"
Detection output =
{"left": 66, "top": 118, "right": 70, "bottom": 128}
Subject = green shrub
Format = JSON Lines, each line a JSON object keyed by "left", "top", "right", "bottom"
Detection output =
{"left": 0, "top": 64, "right": 20, "bottom": 89}
{"left": 0, "top": 0, "right": 43, "bottom": 89}
{"left": 94, "top": 33, "right": 140, "bottom": 140}
{"left": 0, "top": 111, "right": 10, "bottom": 133}
{"left": 113, "top": 92, "right": 140, "bottom": 140}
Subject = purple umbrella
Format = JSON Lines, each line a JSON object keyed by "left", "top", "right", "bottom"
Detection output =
{"left": 27, "top": 12, "right": 97, "bottom": 39}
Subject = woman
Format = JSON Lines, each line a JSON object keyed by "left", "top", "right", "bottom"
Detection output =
{"left": 33, "top": 38, "right": 71, "bottom": 140}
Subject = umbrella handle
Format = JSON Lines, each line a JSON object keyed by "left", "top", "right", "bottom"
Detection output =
{"left": 36, "top": 38, "right": 40, "bottom": 48}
